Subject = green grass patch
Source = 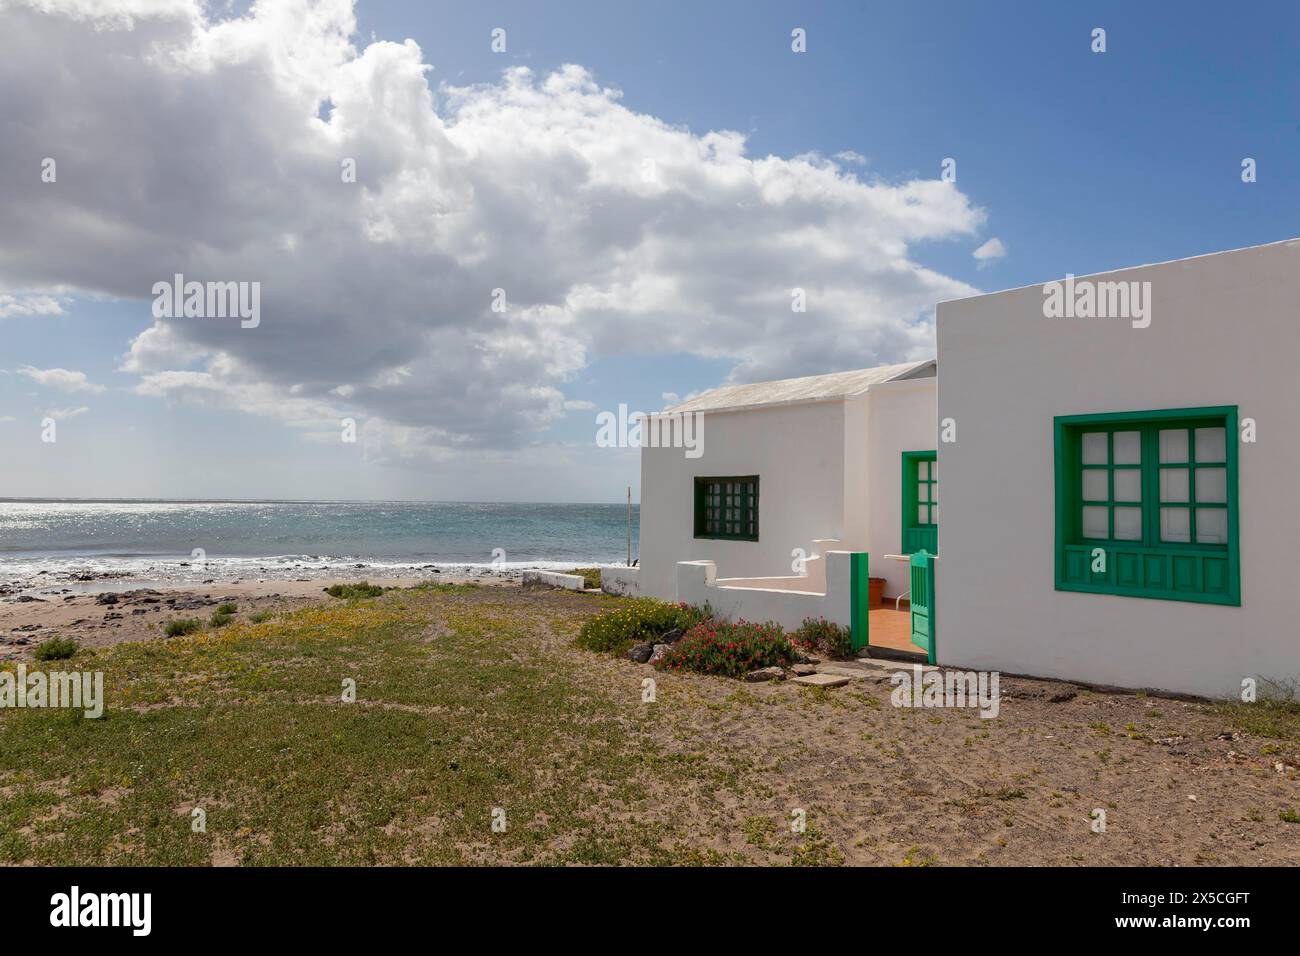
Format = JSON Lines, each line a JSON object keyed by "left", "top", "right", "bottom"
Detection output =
{"left": 0, "top": 588, "right": 734, "bottom": 865}
{"left": 323, "top": 581, "right": 388, "bottom": 600}
{"left": 164, "top": 618, "right": 202, "bottom": 638}
{"left": 1217, "top": 693, "right": 1300, "bottom": 742}
{"left": 575, "top": 598, "right": 707, "bottom": 656}
{"left": 566, "top": 567, "right": 601, "bottom": 590}
{"left": 33, "top": 636, "right": 79, "bottom": 662}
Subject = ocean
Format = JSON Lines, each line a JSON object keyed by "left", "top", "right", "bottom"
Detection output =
{"left": 0, "top": 499, "right": 639, "bottom": 589}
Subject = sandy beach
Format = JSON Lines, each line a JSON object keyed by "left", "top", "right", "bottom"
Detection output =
{"left": 0, "top": 571, "right": 515, "bottom": 661}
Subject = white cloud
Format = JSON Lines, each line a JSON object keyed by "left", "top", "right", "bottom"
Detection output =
{"left": 972, "top": 237, "right": 1007, "bottom": 266}
{"left": 0, "top": 0, "right": 985, "bottom": 459}
{"left": 17, "top": 365, "right": 106, "bottom": 393}
{"left": 46, "top": 405, "right": 89, "bottom": 419}
{"left": 0, "top": 293, "right": 63, "bottom": 318}
{"left": 563, "top": 399, "right": 596, "bottom": 411}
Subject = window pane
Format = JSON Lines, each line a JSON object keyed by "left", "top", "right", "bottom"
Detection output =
{"left": 1196, "top": 467, "right": 1227, "bottom": 504}
{"left": 918, "top": 504, "right": 929, "bottom": 525}
{"left": 1082, "top": 506, "right": 1108, "bottom": 538}
{"left": 1196, "top": 508, "right": 1228, "bottom": 544}
{"left": 1081, "top": 432, "right": 1108, "bottom": 465}
{"left": 1161, "top": 507, "right": 1191, "bottom": 543}
{"left": 930, "top": 461, "right": 938, "bottom": 481}
{"left": 1159, "top": 429, "right": 1189, "bottom": 464}
{"left": 917, "top": 461, "right": 929, "bottom": 480}
{"left": 1160, "top": 467, "right": 1189, "bottom": 503}
{"left": 1113, "top": 431, "right": 1141, "bottom": 465}
{"left": 1114, "top": 507, "right": 1142, "bottom": 540}
{"left": 918, "top": 482, "right": 929, "bottom": 503}
{"left": 1113, "top": 469, "right": 1141, "bottom": 502}
{"left": 1195, "top": 427, "right": 1226, "bottom": 463}
{"left": 1082, "top": 470, "right": 1108, "bottom": 501}
{"left": 930, "top": 504, "right": 938, "bottom": 524}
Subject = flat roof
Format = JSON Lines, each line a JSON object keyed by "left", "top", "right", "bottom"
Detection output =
{"left": 938, "top": 236, "right": 1300, "bottom": 306}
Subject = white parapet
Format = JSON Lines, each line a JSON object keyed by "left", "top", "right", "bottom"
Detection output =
{"left": 599, "top": 565, "right": 641, "bottom": 596}
{"left": 675, "top": 551, "right": 853, "bottom": 631}
{"left": 522, "top": 570, "right": 588, "bottom": 591}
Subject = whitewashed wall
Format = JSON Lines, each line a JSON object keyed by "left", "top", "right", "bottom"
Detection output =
{"left": 937, "top": 239, "right": 1300, "bottom": 697}
{"left": 636, "top": 400, "right": 847, "bottom": 599}
{"left": 857, "top": 379, "right": 939, "bottom": 600}
{"left": 675, "top": 551, "right": 854, "bottom": 631}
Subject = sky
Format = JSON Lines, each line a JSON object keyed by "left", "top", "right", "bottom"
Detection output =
{"left": 0, "top": 0, "right": 1296, "bottom": 503}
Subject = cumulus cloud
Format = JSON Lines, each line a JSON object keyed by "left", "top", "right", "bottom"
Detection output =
{"left": 16, "top": 365, "right": 106, "bottom": 393}
{"left": 0, "top": 292, "right": 63, "bottom": 318}
{"left": 0, "top": 0, "right": 984, "bottom": 459}
{"left": 972, "top": 237, "right": 1007, "bottom": 266}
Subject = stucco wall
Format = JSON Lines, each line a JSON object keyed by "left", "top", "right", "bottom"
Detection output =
{"left": 636, "top": 400, "right": 847, "bottom": 600}
{"left": 676, "top": 551, "right": 854, "bottom": 631}
{"left": 936, "top": 239, "right": 1300, "bottom": 697}
{"left": 858, "top": 379, "right": 939, "bottom": 599}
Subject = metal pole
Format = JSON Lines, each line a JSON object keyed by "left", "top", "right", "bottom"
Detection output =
{"left": 627, "top": 485, "right": 632, "bottom": 566}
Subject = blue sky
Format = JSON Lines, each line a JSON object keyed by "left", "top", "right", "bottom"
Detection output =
{"left": 1, "top": 0, "right": 1296, "bottom": 501}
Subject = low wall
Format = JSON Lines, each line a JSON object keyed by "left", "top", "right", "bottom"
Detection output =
{"left": 675, "top": 551, "right": 853, "bottom": 631}
{"left": 599, "top": 565, "right": 641, "bottom": 597}
{"left": 522, "top": 570, "right": 587, "bottom": 591}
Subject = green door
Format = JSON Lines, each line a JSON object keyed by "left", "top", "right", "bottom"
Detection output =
{"left": 849, "top": 552, "right": 870, "bottom": 653}
{"left": 909, "top": 549, "right": 936, "bottom": 664}
{"left": 901, "top": 451, "right": 938, "bottom": 555}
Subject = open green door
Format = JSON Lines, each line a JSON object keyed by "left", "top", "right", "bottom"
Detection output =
{"left": 849, "top": 552, "right": 870, "bottom": 653}
{"left": 909, "top": 549, "right": 936, "bottom": 664}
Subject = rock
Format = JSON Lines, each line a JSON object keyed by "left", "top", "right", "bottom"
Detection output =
{"left": 659, "top": 628, "right": 685, "bottom": 644}
{"left": 15, "top": 595, "right": 45, "bottom": 603}
{"left": 791, "top": 673, "right": 851, "bottom": 688}
{"left": 793, "top": 651, "right": 821, "bottom": 665}
{"left": 95, "top": 594, "right": 119, "bottom": 605}
{"left": 745, "top": 666, "right": 785, "bottom": 683}
{"left": 627, "top": 643, "right": 654, "bottom": 663}
{"left": 791, "top": 663, "right": 818, "bottom": 676}
{"left": 648, "top": 643, "right": 671, "bottom": 665}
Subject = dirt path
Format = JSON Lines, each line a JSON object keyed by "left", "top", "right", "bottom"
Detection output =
{"left": 525, "top": 590, "right": 1300, "bottom": 865}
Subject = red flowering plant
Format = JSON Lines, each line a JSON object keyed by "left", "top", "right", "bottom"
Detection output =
{"left": 654, "top": 618, "right": 795, "bottom": 678}
{"left": 791, "top": 616, "right": 853, "bottom": 660}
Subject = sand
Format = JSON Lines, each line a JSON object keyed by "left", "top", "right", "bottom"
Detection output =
{"left": 0, "top": 573, "right": 503, "bottom": 661}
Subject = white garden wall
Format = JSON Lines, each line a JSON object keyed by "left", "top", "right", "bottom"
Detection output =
{"left": 936, "top": 239, "right": 1300, "bottom": 697}
{"left": 675, "top": 551, "right": 854, "bottom": 631}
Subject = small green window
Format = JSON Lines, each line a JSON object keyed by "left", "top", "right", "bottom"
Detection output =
{"left": 694, "top": 476, "right": 758, "bottom": 541}
{"left": 901, "top": 451, "right": 938, "bottom": 555}
{"left": 1055, "top": 407, "right": 1239, "bottom": 605}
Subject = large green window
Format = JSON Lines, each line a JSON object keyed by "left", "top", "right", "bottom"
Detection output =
{"left": 1054, "top": 407, "right": 1239, "bottom": 605}
{"left": 901, "top": 451, "right": 938, "bottom": 555}
{"left": 694, "top": 476, "right": 759, "bottom": 541}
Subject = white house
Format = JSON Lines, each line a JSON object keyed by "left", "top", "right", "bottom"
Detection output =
{"left": 936, "top": 238, "right": 1299, "bottom": 698}
{"left": 605, "top": 238, "right": 1300, "bottom": 698}
{"left": 602, "top": 359, "right": 939, "bottom": 656}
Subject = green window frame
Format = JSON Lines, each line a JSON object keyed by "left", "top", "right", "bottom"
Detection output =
{"left": 1054, "top": 406, "right": 1239, "bottom": 606}
{"left": 694, "top": 476, "right": 759, "bottom": 541}
{"left": 901, "top": 451, "right": 938, "bottom": 555}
